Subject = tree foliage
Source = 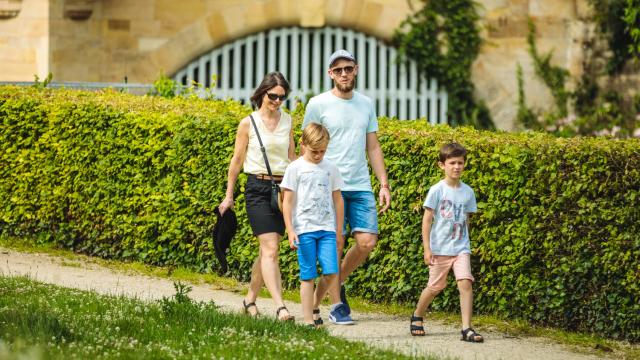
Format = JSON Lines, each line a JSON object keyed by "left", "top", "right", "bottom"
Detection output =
{"left": 393, "top": 0, "right": 494, "bottom": 129}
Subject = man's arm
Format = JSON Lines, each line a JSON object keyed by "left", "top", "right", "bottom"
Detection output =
{"left": 366, "top": 132, "right": 391, "bottom": 212}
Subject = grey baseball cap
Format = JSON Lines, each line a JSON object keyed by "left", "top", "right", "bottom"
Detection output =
{"left": 328, "top": 49, "right": 356, "bottom": 68}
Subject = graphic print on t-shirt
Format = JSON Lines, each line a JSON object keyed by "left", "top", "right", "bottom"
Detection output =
{"left": 298, "top": 170, "right": 332, "bottom": 219}
{"left": 438, "top": 199, "right": 468, "bottom": 240}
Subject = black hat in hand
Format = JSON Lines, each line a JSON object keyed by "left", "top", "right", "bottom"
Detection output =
{"left": 212, "top": 207, "right": 237, "bottom": 274}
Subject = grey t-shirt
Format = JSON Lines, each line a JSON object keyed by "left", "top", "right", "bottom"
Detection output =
{"left": 280, "top": 158, "right": 345, "bottom": 235}
{"left": 423, "top": 180, "right": 477, "bottom": 256}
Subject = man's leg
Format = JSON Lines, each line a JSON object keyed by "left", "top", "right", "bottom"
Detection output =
{"left": 340, "top": 231, "right": 376, "bottom": 282}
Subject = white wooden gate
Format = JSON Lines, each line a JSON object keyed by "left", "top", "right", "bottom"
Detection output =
{"left": 174, "top": 26, "right": 448, "bottom": 123}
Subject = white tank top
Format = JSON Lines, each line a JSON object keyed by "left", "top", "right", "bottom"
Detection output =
{"left": 243, "top": 111, "right": 291, "bottom": 176}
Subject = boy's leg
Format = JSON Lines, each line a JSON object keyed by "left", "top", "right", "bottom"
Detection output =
{"left": 301, "top": 280, "right": 315, "bottom": 325}
{"left": 414, "top": 256, "right": 452, "bottom": 317}
{"left": 314, "top": 219, "right": 347, "bottom": 307}
{"left": 458, "top": 279, "right": 473, "bottom": 329}
{"left": 314, "top": 231, "right": 341, "bottom": 309}
{"left": 297, "top": 232, "right": 319, "bottom": 323}
{"left": 452, "top": 253, "right": 475, "bottom": 330}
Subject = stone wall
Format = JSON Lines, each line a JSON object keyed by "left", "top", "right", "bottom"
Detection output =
{"left": 0, "top": 0, "right": 49, "bottom": 81}
{"left": 1, "top": 0, "right": 637, "bottom": 130}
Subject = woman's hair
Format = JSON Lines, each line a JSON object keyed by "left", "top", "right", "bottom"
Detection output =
{"left": 301, "top": 123, "right": 330, "bottom": 150}
{"left": 250, "top": 71, "right": 291, "bottom": 109}
{"left": 439, "top": 142, "right": 467, "bottom": 162}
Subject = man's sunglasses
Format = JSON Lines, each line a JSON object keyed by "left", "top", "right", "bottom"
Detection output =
{"left": 331, "top": 65, "right": 355, "bottom": 75}
{"left": 266, "top": 92, "right": 287, "bottom": 101}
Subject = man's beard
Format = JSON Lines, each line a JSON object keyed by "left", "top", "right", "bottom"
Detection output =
{"left": 335, "top": 78, "right": 356, "bottom": 93}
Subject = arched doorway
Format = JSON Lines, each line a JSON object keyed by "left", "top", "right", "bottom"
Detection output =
{"left": 174, "top": 26, "right": 447, "bottom": 123}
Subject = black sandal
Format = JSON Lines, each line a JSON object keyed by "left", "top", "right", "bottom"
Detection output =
{"left": 410, "top": 315, "right": 426, "bottom": 336}
{"left": 276, "top": 306, "right": 295, "bottom": 322}
{"left": 313, "top": 308, "right": 323, "bottom": 326}
{"left": 242, "top": 300, "right": 258, "bottom": 317}
{"left": 461, "top": 327, "right": 484, "bottom": 343}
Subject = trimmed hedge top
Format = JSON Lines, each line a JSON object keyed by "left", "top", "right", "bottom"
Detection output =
{"left": 1, "top": 86, "right": 639, "bottom": 342}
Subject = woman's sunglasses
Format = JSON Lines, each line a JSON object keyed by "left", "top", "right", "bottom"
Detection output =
{"left": 331, "top": 65, "right": 355, "bottom": 75}
{"left": 266, "top": 93, "right": 287, "bottom": 101}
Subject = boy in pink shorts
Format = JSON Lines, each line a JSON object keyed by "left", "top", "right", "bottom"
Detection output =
{"left": 410, "top": 143, "right": 484, "bottom": 343}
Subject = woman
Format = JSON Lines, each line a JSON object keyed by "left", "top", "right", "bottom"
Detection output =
{"left": 218, "top": 72, "right": 296, "bottom": 321}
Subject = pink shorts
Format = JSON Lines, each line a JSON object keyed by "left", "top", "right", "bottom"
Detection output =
{"left": 427, "top": 253, "right": 474, "bottom": 291}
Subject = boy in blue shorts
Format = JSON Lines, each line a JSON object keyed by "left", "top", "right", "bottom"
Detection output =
{"left": 281, "top": 123, "right": 354, "bottom": 327}
{"left": 410, "top": 143, "right": 484, "bottom": 343}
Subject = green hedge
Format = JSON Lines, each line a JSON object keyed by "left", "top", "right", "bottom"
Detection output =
{"left": 1, "top": 87, "right": 638, "bottom": 341}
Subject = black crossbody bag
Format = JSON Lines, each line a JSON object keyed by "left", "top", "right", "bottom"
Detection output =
{"left": 249, "top": 114, "right": 283, "bottom": 214}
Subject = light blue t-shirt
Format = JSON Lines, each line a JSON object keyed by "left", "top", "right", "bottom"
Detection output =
{"left": 302, "top": 91, "right": 378, "bottom": 191}
{"left": 423, "top": 180, "right": 477, "bottom": 256}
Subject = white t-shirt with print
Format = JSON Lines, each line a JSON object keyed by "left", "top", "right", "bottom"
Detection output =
{"left": 280, "top": 158, "right": 345, "bottom": 235}
{"left": 423, "top": 180, "right": 477, "bottom": 256}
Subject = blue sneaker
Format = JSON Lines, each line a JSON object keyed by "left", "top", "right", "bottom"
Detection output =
{"left": 340, "top": 285, "right": 351, "bottom": 315}
{"left": 329, "top": 303, "right": 354, "bottom": 325}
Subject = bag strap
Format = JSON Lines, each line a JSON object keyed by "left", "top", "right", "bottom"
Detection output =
{"left": 249, "top": 114, "right": 277, "bottom": 185}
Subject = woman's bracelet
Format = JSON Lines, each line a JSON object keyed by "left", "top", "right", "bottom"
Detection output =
{"left": 381, "top": 183, "right": 390, "bottom": 190}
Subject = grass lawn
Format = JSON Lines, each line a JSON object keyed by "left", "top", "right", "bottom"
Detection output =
{"left": 0, "top": 276, "right": 428, "bottom": 359}
{"left": 1, "top": 236, "right": 638, "bottom": 359}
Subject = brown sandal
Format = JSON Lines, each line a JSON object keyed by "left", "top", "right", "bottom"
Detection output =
{"left": 242, "top": 300, "right": 259, "bottom": 317}
{"left": 276, "top": 306, "right": 295, "bottom": 322}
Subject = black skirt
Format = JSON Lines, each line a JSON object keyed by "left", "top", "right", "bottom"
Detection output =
{"left": 244, "top": 174, "right": 285, "bottom": 236}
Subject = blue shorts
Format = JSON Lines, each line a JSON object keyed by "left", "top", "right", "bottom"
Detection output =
{"left": 297, "top": 230, "right": 339, "bottom": 281}
{"left": 342, "top": 191, "right": 379, "bottom": 235}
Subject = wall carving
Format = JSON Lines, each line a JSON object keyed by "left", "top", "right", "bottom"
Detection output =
{"left": 63, "top": 0, "right": 96, "bottom": 20}
{"left": 0, "top": 0, "right": 22, "bottom": 19}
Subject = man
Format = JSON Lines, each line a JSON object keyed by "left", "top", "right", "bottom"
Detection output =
{"left": 302, "top": 49, "right": 391, "bottom": 325}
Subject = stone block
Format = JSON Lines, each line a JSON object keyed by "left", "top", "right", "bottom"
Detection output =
{"left": 487, "top": 16, "right": 529, "bottom": 38}
{"left": 508, "top": 0, "right": 529, "bottom": 17}
{"left": 138, "top": 37, "right": 168, "bottom": 52}
{"left": 575, "top": 0, "right": 593, "bottom": 19}
{"left": 300, "top": 0, "right": 325, "bottom": 28}
{"left": 154, "top": 0, "right": 204, "bottom": 23}
{"left": 325, "top": 0, "right": 345, "bottom": 25}
{"left": 206, "top": 12, "right": 229, "bottom": 44}
{"left": 340, "top": 0, "right": 364, "bottom": 29}
{"left": 356, "top": 1, "right": 383, "bottom": 35}
{"left": 529, "top": 0, "right": 575, "bottom": 20}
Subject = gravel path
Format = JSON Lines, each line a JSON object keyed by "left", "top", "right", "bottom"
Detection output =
{"left": 1, "top": 249, "right": 605, "bottom": 360}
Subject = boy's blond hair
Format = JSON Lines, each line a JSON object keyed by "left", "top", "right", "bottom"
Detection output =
{"left": 301, "top": 123, "right": 330, "bottom": 149}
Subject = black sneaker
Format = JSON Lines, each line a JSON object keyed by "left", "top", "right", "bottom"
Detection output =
{"left": 340, "top": 285, "right": 351, "bottom": 315}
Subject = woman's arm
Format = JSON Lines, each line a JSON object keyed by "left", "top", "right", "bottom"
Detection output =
{"left": 218, "top": 118, "right": 250, "bottom": 215}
